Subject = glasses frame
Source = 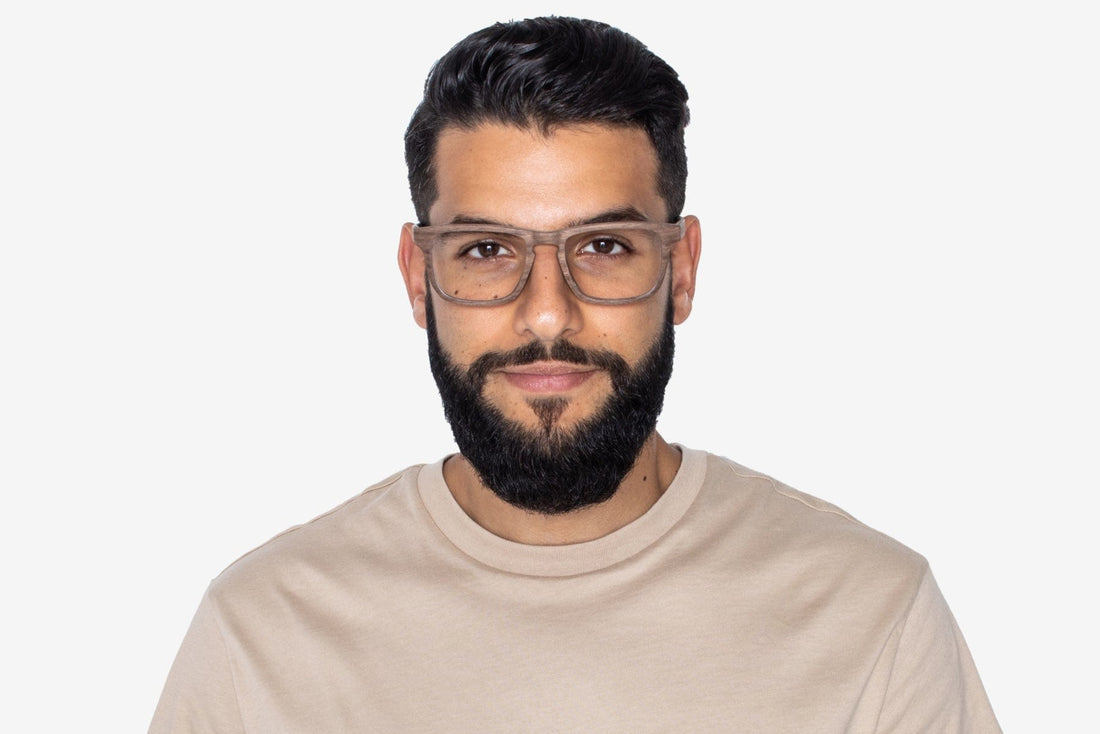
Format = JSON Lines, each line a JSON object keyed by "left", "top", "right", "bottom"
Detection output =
{"left": 411, "top": 218, "right": 686, "bottom": 306}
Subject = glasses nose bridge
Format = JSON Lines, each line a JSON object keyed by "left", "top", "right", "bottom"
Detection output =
{"left": 529, "top": 228, "right": 569, "bottom": 250}
{"left": 521, "top": 232, "right": 574, "bottom": 293}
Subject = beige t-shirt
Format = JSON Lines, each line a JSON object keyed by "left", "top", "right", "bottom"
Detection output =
{"left": 150, "top": 448, "right": 1000, "bottom": 733}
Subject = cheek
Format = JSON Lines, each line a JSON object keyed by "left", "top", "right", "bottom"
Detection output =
{"left": 431, "top": 304, "right": 515, "bottom": 364}
{"left": 587, "top": 300, "right": 670, "bottom": 363}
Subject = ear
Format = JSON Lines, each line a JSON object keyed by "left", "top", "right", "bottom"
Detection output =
{"left": 670, "top": 215, "right": 702, "bottom": 325}
{"left": 398, "top": 223, "right": 428, "bottom": 329}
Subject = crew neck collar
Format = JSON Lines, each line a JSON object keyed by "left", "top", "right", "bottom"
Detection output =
{"left": 416, "top": 446, "right": 707, "bottom": 577}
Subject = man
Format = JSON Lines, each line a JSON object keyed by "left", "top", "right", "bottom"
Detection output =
{"left": 150, "top": 17, "right": 1000, "bottom": 732}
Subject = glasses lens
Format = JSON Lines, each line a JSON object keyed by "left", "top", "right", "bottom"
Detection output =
{"left": 431, "top": 231, "right": 526, "bottom": 302}
{"left": 565, "top": 227, "right": 664, "bottom": 301}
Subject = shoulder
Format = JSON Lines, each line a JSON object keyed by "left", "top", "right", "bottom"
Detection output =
{"left": 697, "top": 451, "right": 930, "bottom": 585}
{"left": 207, "top": 465, "right": 425, "bottom": 601}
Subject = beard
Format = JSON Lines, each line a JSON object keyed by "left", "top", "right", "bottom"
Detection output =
{"left": 426, "top": 295, "right": 675, "bottom": 515}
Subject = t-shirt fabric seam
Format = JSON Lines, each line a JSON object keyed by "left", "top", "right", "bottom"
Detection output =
{"left": 871, "top": 562, "right": 934, "bottom": 732}
{"left": 205, "top": 588, "right": 248, "bottom": 734}
{"left": 411, "top": 472, "right": 523, "bottom": 577}
{"left": 414, "top": 449, "right": 708, "bottom": 578}
{"left": 217, "top": 469, "right": 413, "bottom": 574}
{"left": 715, "top": 455, "right": 906, "bottom": 546}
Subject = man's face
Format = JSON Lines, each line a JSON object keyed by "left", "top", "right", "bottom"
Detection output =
{"left": 399, "top": 122, "right": 700, "bottom": 512}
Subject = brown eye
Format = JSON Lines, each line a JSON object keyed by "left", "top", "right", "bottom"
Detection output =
{"left": 579, "top": 237, "right": 629, "bottom": 255}
{"left": 461, "top": 240, "right": 509, "bottom": 259}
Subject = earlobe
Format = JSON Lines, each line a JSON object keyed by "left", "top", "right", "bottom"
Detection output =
{"left": 670, "top": 215, "right": 702, "bottom": 325}
{"left": 674, "top": 290, "right": 693, "bottom": 324}
{"left": 398, "top": 223, "right": 429, "bottom": 330}
{"left": 410, "top": 294, "right": 427, "bottom": 330}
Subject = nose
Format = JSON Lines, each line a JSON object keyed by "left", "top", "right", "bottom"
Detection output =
{"left": 513, "top": 244, "right": 582, "bottom": 342}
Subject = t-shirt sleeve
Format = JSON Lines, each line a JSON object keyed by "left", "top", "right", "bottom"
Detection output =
{"left": 876, "top": 567, "right": 1001, "bottom": 733}
{"left": 148, "top": 589, "right": 246, "bottom": 734}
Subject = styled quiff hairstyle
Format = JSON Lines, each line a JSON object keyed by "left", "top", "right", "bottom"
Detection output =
{"left": 404, "top": 17, "right": 690, "bottom": 224}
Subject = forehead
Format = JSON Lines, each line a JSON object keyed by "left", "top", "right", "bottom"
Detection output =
{"left": 429, "top": 122, "right": 665, "bottom": 229}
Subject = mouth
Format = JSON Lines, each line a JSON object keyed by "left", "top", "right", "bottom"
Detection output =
{"left": 498, "top": 361, "right": 600, "bottom": 393}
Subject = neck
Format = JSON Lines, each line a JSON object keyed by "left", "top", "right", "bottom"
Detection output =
{"left": 442, "top": 432, "right": 682, "bottom": 545}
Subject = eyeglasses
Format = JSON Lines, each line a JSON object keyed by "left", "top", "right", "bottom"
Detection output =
{"left": 411, "top": 218, "right": 686, "bottom": 305}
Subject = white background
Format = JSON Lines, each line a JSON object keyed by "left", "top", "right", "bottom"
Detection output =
{"left": 2, "top": 1, "right": 1096, "bottom": 731}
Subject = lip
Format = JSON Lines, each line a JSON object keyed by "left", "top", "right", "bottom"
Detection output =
{"left": 499, "top": 361, "right": 598, "bottom": 393}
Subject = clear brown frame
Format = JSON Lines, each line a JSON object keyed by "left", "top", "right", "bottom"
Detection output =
{"left": 410, "top": 218, "right": 687, "bottom": 306}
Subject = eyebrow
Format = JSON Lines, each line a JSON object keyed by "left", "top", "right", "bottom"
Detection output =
{"left": 447, "top": 206, "right": 651, "bottom": 228}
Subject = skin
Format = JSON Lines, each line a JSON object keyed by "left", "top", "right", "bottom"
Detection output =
{"left": 398, "top": 122, "right": 702, "bottom": 545}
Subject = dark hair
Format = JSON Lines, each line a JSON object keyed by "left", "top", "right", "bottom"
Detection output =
{"left": 404, "top": 17, "right": 690, "bottom": 224}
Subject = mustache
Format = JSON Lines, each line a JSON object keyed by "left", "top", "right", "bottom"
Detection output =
{"left": 466, "top": 340, "right": 630, "bottom": 391}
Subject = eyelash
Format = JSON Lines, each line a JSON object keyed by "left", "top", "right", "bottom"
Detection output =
{"left": 577, "top": 238, "right": 633, "bottom": 256}
{"left": 459, "top": 240, "right": 514, "bottom": 259}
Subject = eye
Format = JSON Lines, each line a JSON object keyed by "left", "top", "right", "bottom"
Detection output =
{"left": 578, "top": 237, "right": 631, "bottom": 256}
{"left": 459, "top": 239, "right": 512, "bottom": 259}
